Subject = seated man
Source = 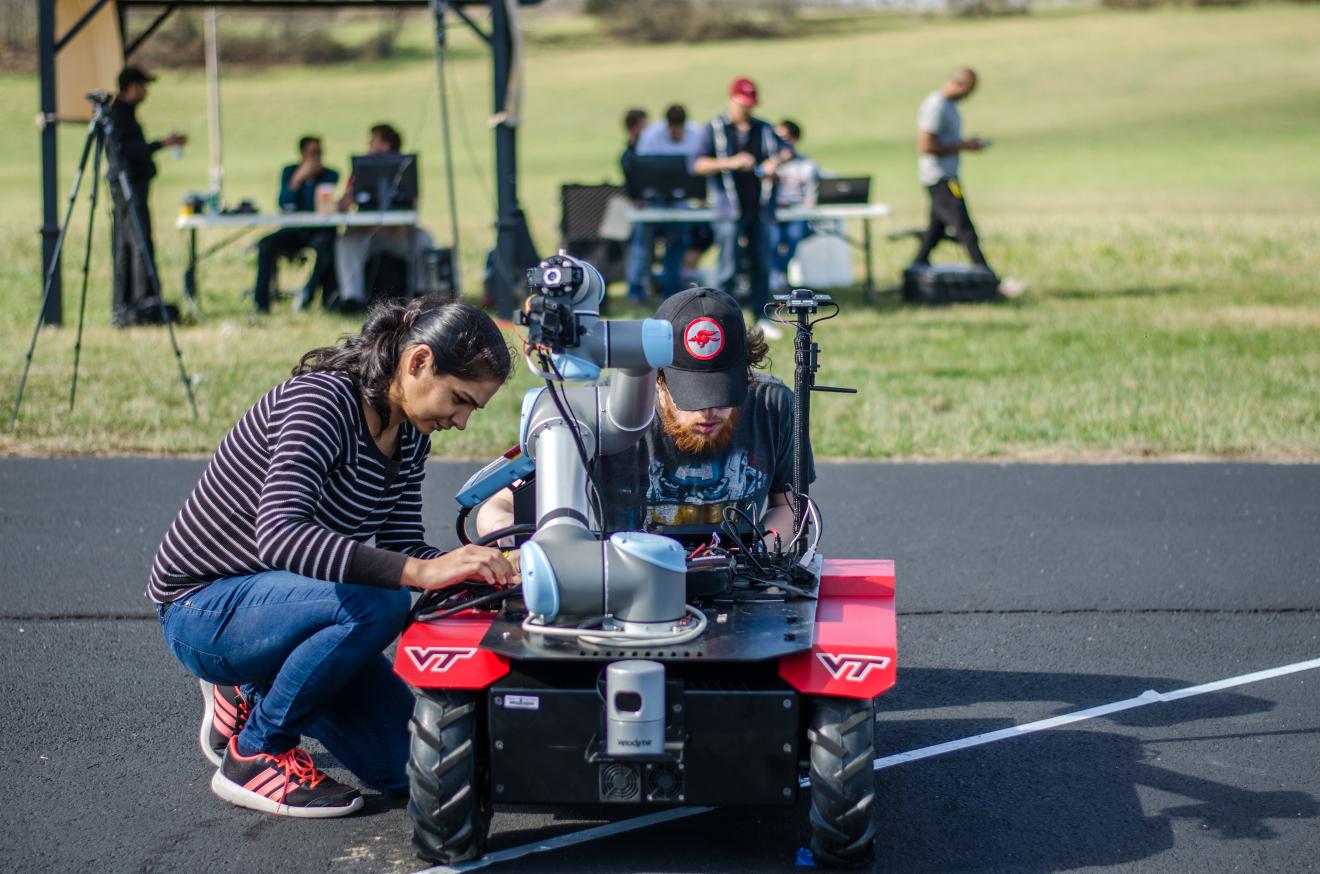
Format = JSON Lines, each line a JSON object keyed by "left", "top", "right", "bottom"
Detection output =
{"left": 253, "top": 135, "right": 339, "bottom": 312}
{"left": 334, "top": 123, "right": 435, "bottom": 309}
{"left": 477, "top": 288, "right": 809, "bottom": 545}
{"left": 633, "top": 104, "right": 705, "bottom": 300}
{"left": 620, "top": 107, "right": 650, "bottom": 303}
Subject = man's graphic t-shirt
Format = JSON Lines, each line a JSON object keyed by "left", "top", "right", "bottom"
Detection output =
{"left": 598, "top": 376, "right": 815, "bottom": 532}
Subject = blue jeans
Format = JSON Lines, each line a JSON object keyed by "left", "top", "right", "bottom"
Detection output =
{"left": 626, "top": 211, "right": 689, "bottom": 301}
{"left": 157, "top": 571, "right": 414, "bottom": 793}
{"left": 253, "top": 227, "right": 337, "bottom": 313}
{"left": 773, "top": 220, "right": 811, "bottom": 278}
{"left": 714, "top": 216, "right": 774, "bottom": 318}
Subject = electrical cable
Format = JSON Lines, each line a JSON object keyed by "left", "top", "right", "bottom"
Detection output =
{"left": 473, "top": 523, "right": 537, "bottom": 547}
{"left": 806, "top": 494, "right": 822, "bottom": 554}
{"left": 522, "top": 605, "right": 707, "bottom": 649}
{"left": 809, "top": 301, "right": 840, "bottom": 329}
{"left": 538, "top": 349, "right": 607, "bottom": 531}
{"left": 786, "top": 488, "right": 823, "bottom": 555}
{"left": 746, "top": 578, "right": 818, "bottom": 601}
{"left": 430, "top": 0, "right": 462, "bottom": 291}
{"left": 723, "top": 503, "right": 768, "bottom": 543}
{"left": 455, "top": 504, "right": 473, "bottom": 544}
{"left": 415, "top": 520, "right": 536, "bottom": 622}
{"left": 441, "top": 16, "right": 494, "bottom": 212}
{"left": 408, "top": 580, "right": 484, "bottom": 621}
{"left": 414, "top": 584, "right": 521, "bottom": 622}
{"left": 787, "top": 490, "right": 811, "bottom": 550}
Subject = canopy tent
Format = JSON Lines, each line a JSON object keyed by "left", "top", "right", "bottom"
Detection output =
{"left": 36, "top": 0, "right": 541, "bottom": 323}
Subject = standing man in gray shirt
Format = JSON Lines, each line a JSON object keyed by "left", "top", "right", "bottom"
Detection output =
{"left": 912, "top": 68, "right": 1025, "bottom": 295}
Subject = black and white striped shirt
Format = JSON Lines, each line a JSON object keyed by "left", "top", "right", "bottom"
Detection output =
{"left": 148, "top": 370, "right": 441, "bottom": 603}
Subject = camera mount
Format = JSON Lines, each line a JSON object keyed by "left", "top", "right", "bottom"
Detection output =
{"left": 771, "top": 288, "right": 856, "bottom": 556}
{"left": 9, "top": 92, "right": 198, "bottom": 430}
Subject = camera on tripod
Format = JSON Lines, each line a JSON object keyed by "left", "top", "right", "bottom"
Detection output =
{"left": 9, "top": 89, "right": 199, "bottom": 428}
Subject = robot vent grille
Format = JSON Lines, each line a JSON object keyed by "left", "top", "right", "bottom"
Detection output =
{"left": 645, "top": 765, "right": 684, "bottom": 802}
{"left": 600, "top": 764, "right": 641, "bottom": 802}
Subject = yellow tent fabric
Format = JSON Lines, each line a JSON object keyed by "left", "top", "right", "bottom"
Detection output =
{"left": 56, "top": 0, "right": 124, "bottom": 122}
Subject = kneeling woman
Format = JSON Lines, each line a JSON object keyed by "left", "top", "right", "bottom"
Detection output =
{"left": 148, "top": 298, "right": 516, "bottom": 818}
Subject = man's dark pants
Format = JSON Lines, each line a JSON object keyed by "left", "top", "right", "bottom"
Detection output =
{"left": 253, "top": 227, "right": 338, "bottom": 312}
{"left": 913, "top": 177, "right": 990, "bottom": 270}
{"left": 111, "top": 176, "right": 157, "bottom": 316}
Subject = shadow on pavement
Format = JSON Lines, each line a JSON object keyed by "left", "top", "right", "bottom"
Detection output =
{"left": 461, "top": 666, "right": 1314, "bottom": 873}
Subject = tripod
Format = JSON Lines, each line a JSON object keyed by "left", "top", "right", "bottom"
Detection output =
{"left": 9, "top": 92, "right": 198, "bottom": 430}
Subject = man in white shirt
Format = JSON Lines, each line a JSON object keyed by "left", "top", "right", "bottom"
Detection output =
{"left": 772, "top": 119, "right": 818, "bottom": 292}
{"left": 912, "top": 68, "right": 1025, "bottom": 297}
{"left": 914, "top": 68, "right": 988, "bottom": 268}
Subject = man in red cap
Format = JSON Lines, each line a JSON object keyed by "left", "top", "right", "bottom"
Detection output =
{"left": 477, "top": 288, "right": 810, "bottom": 543}
{"left": 694, "top": 78, "right": 790, "bottom": 340}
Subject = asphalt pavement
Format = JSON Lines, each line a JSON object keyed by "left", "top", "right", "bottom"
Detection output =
{"left": 1, "top": 459, "right": 1317, "bottom": 873}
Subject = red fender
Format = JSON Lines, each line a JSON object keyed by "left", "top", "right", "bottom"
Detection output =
{"left": 393, "top": 613, "right": 511, "bottom": 690}
{"left": 778, "top": 559, "right": 897, "bottom": 700}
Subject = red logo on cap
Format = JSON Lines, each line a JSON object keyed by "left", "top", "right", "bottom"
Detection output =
{"left": 684, "top": 317, "right": 725, "bottom": 360}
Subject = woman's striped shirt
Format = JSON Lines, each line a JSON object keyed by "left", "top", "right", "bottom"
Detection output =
{"left": 148, "top": 370, "right": 441, "bottom": 603}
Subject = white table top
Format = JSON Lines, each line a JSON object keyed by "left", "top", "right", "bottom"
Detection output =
{"left": 176, "top": 210, "right": 419, "bottom": 230}
{"left": 622, "top": 203, "right": 892, "bottom": 223}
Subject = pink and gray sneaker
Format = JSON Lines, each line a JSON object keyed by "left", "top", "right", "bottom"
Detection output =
{"left": 199, "top": 680, "right": 250, "bottom": 767}
{"left": 210, "top": 737, "right": 363, "bottom": 818}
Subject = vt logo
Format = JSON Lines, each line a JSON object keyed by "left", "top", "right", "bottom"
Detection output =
{"left": 816, "top": 652, "right": 892, "bottom": 682}
{"left": 405, "top": 646, "right": 478, "bottom": 672}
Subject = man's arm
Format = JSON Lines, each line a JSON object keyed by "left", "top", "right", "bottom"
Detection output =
{"left": 475, "top": 487, "right": 517, "bottom": 545}
{"left": 692, "top": 121, "right": 755, "bottom": 176}
{"left": 277, "top": 165, "right": 300, "bottom": 211}
{"left": 764, "top": 380, "right": 815, "bottom": 552}
{"left": 917, "top": 129, "right": 983, "bottom": 156}
{"left": 337, "top": 175, "right": 355, "bottom": 212}
{"left": 694, "top": 153, "right": 756, "bottom": 176}
{"left": 761, "top": 491, "right": 796, "bottom": 552}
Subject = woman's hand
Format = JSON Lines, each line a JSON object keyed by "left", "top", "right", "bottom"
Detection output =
{"left": 404, "top": 546, "right": 517, "bottom": 591}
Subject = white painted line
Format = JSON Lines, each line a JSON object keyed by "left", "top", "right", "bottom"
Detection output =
{"left": 860, "top": 655, "right": 1320, "bottom": 776}
{"left": 412, "top": 655, "right": 1320, "bottom": 874}
{"left": 417, "top": 806, "right": 715, "bottom": 874}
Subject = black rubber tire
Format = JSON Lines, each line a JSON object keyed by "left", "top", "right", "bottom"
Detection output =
{"left": 807, "top": 696, "right": 877, "bottom": 868}
{"left": 407, "top": 690, "right": 491, "bottom": 864}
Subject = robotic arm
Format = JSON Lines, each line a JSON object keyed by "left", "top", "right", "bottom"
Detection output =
{"left": 461, "top": 253, "right": 700, "bottom": 643}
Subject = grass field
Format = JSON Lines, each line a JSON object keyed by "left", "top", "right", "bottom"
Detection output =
{"left": 1, "top": 4, "right": 1318, "bottom": 459}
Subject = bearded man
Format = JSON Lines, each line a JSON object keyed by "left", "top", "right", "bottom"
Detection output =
{"left": 476, "top": 288, "right": 810, "bottom": 545}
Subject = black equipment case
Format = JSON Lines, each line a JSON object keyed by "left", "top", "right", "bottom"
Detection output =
{"left": 902, "top": 263, "right": 1001, "bottom": 305}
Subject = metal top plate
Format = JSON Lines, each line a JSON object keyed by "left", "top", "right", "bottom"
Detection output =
{"left": 479, "top": 594, "right": 817, "bottom": 663}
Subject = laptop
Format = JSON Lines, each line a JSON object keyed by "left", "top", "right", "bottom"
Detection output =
{"left": 350, "top": 153, "right": 419, "bottom": 210}
{"left": 816, "top": 176, "right": 871, "bottom": 205}
{"left": 631, "top": 155, "right": 706, "bottom": 203}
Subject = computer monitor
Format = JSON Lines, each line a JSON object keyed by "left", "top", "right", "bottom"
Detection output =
{"left": 816, "top": 176, "right": 871, "bottom": 205}
{"left": 350, "top": 153, "right": 420, "bottom": 210}
{"left": 632, "top": 155, "right": 706, "bottom": 203}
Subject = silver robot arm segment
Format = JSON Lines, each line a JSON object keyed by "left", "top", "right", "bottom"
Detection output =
{"left": 514, "top": 254, "right": 693, "bottom": 633}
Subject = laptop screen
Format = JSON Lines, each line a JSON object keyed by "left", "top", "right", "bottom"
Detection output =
{"left": 816, "top": 176, "right": 871, "bottom": 205}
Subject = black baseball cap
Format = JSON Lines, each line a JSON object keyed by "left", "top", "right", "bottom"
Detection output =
{"left": 118, "top": 67, "right": 157, "bottom": 90}
{"left": 656, "top": 288, "right": 748, "bottom": 411}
